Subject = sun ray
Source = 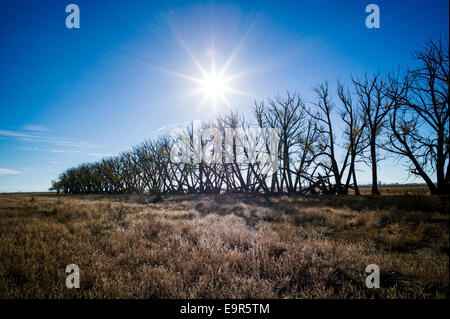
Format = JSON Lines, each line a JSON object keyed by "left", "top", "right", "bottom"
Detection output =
{"left": 122, "top": 19, "right": 318, "bottom": 112}
{"left": 158, "top": 67, "right": 204, "bottom": 84}
{"left": 220, "top": 92, "right": 233, "bottom": 110}
{"left": 163, "top": 20, "right": 265, "bottom": 111}
{"left": 222, "top": 69, "right": 251, "bottom": 83}
{"left": 223, "top": 87, "right": 254, "bottom": 98}
{"left": 218, "top": 16, "right": 258, "bottom": 78}
{"left": 169, "top": 26, "right": 209, "bottom": 78}
{"left": 195, "top": 94, "right": 210, "bottom": 112}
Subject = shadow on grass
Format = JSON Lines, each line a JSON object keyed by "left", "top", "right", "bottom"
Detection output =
{"left": 45, "top": 191, "right": 449, "bottom": 215}
{"left": 166, "top": 193, "right": 449, "bottom": 215}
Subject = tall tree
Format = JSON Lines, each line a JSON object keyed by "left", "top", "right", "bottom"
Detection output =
{"left": 309, "top": 82, "right": 350, "bottom": 194}
{"left": 353, "top": 73, "right": 393, "bottom": 195}
{"left": 337, "top": 81, "right": 368, "bottom": 196}
{"left": 386, "top": 37, "right": 449, "bottom": 194}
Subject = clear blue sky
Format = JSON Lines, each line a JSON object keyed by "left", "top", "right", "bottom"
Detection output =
{"left": 0, "top": 0, "right": 448, "bottom": 192}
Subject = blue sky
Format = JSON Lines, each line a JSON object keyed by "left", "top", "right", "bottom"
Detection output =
{"left": 0, "top": 0, "right": 448, "bottom": 192}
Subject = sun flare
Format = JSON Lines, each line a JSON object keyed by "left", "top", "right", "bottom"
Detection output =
{"left": 188, "top": 60, "right": 250, "bottom": 111}
{"left": 200, "top": 72, "right": 226, "bottom": 100}
{"left": 161, "top": 29, "right": 255, "bottom": 112}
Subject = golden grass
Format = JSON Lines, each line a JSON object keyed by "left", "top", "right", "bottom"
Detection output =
{"left": 0, "top": 191, "right": 448, "bottom": 298}
{"left": 355, "top": 185, "right": 430, "bottom": 196}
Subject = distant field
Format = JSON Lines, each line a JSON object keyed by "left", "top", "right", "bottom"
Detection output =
{"left": 0, "top": 190, "right": 448, "bottom": 298}
{"left": 356, "top": 185, "right": 430, "bottom": 196}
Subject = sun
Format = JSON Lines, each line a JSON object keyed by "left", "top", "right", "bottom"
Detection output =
{"left": 200, "top": 71, "right": 226, "bottom": 100}
{"left": 188, "top": 60, "right": 250, "bottom": 111}
{"left": 159, "top": 28, "right": 255, "bottom": 112}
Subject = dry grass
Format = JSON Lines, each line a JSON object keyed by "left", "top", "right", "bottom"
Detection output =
{"left": 0, "top": 191, "right": 448, "bottom": 298}
{"left": 355, "top": 185, "right": 430, "bottom": 196}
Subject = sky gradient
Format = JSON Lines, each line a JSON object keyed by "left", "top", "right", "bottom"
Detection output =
{"left": 0, "top": 0, "right": 449, "bottom": 192}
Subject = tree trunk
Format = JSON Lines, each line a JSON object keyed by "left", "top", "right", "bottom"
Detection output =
{"left": 370, "top": 138, "right": 380, "bottom": 195}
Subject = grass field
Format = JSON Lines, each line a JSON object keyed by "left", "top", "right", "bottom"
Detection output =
{"left": 0, "top": 187, "right": 448, "bottom": 298}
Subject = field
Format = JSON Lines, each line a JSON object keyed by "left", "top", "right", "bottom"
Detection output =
{"left": 0, "top": 187, "right": 448, "bottom": 298}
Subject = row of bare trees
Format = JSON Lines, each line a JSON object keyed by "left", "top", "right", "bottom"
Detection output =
{"left": 51, "top": 38, "right": 449, "bottom": 195}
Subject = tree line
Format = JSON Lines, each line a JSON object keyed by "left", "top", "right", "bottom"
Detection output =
{"left": 50, "top": 38, "right": 449, "bottom": 196}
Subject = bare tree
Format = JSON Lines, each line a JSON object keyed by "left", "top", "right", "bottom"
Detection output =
{"left": 50, "top": 38, "right": 447, "bottom": 197}
{"left": 254, "top": 92, "right": 320, "bottom": 194}
{"left": 352, "top": 73, "right": 393, "bottom": 195}
{"left": 309, "top": 82, "right": 350, "bottom": 194}
{"left": 337, "top": 81, "right": 368, "bottom": 195}
{"left": 386, "top": 37, "right": 449, "bottom": 194}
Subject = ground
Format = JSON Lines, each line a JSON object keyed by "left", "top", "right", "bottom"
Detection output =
{"left": 0, "top": 186, "right": 448, "bottom": 298}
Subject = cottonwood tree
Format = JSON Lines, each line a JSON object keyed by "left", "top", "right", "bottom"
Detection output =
{"left": 308, "top": 82, "right": 351, "bottom": 194}
{"left": 352, "top": 73, "right": 393, "bottom": 195}
{"left": 386, "top": 37, "right": 449, "bottom": 194}
{"left": 50, "top": 38, "right": 447, "bottom": 197}
{"left": 254, "top": 92, "right": 320, "bottom": 194}
{"left": 337, "top": 81, "right": 368, "bottom": 196}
